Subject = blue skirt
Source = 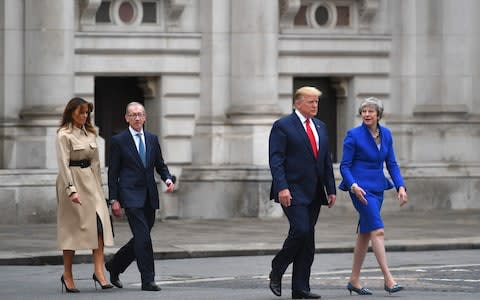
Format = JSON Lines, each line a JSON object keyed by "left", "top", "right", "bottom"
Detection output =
{"left": 349, "top": 190, "right": 384, "bottom": 233}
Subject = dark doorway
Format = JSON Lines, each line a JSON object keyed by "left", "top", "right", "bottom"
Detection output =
{"left": 94, "top": 77, "right": 145, "bottom": 165}
{"left": 293, "top": 77, "right": 338, "bottom": 162}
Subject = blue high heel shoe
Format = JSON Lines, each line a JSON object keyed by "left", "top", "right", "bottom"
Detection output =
{"left": 384, "top": 283, "right": 404, "bottom": 294}
{"left": 347, "top": 282, "right": 372, "bottom": 295}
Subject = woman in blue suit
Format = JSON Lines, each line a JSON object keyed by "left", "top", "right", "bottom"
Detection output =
{"left": 339, "top": 97, "right": 408, "bottom": 295}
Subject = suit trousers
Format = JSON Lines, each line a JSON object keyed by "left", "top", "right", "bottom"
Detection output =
{"left": 109, "top": 201, "right": 156, "bottom": 284}
{"left": 271, "top": 200, "right": 321, "bottom": 291}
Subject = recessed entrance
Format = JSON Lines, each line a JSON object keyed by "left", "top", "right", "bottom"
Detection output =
{"left": 293, "top": 77, "right": 338, "bottom": 162}
{"left": 94, "top": 77, "right": 145, "bottom": 165}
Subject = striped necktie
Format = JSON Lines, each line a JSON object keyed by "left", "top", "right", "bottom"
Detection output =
{"left": 136, "top": 133, "right": 146, "bottom": 167}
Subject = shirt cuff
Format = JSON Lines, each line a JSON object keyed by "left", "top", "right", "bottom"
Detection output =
{"left": 350, "top": 183, "right": 358, "bottom": 193}
{"left": 66, "top": 185, "right": 77, "bottom": 197}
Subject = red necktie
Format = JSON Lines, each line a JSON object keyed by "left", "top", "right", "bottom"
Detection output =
{"left": 305, "top": 119, "right": 318, "bottom": 159}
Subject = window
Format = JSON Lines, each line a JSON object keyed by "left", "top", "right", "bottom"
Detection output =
{"left": 95, "top": 1, "right": 111, "bottom": 23}
{"left": 142, "top": 2, "right": 157, "bottom": 23}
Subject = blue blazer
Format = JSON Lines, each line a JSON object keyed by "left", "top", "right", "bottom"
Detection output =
{"left": 108, "top": 129, "right": 173, "bottom": 209}
{"left": 269, "top": 112, "right": 336, "bottom": 206}
{"left": 339, "top": 123, "right": 404, "bottom": 193}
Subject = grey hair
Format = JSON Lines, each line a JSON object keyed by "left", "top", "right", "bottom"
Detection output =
{"left": 358, "top": 97, "right": 384, "bottom": 119}
{"left": 125, "top": 101, "right": 145, "bottom": 115}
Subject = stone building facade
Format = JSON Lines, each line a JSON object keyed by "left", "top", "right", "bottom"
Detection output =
{"left": 1, "top": 0, "right": 479, "bottom": 223}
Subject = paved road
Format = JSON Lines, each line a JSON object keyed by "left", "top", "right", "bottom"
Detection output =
{"left": 0, "top": 250, "right": 478, "bottom": 299}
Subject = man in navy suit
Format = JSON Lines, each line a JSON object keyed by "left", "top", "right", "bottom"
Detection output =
{"left": 268, "top": 86, "right": 336, "bottom": 299}
{"left": 106, "top": 102, "right": 175, "bottom": 292}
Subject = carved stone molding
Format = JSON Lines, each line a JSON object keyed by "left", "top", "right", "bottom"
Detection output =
{"left": 80, "top": 0, "right": 102, "bottom": 26}
{"left": 137, "top": 77, "right": 157, "bottom": 99}
{"left": 279, "top": 0, "right": 302, "bottom": 29}
{"left": 358, "top": 0, "right": 380, "bottom": 25}
{"left": 331, "top": 77, "right": 348, "bottom": 101}
{"left": 167, "top": 0, "right": 188, "bottom": 28}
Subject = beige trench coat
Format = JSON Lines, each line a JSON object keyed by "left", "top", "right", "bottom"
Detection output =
{"left": 56, "top": 124, "right": 114, "bottom": 250}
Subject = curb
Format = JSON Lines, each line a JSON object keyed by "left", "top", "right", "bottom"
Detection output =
{"left": 2, "top": 241, "right": 479, "bottom": 266}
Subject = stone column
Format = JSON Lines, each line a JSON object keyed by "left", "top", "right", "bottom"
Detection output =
{"left": 180, "top": 0, "right": 283, "bottom": 218}
{"left": 389, "top": 0, "right": 480, "bottom": 210}
{"left": 191, "top": 0, "right": 231, "bottom": 165}
{"left": 227, "top": 0, "right": 282, "bottom": 165}
{"left": 10, "top": 0, "right": 74, "bottom": 168}
{"left": 0, "top": 0, "right": 24, "bottom": 168}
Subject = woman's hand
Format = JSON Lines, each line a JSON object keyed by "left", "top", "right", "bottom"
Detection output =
{"left": 352, "top": 184, "right": 368, "bottom": 205}
{"left": 398, "top": 186, "right": 408, "bottom": 206}
{"left": 69, "top": 192, "right": 81, "bottom": 205}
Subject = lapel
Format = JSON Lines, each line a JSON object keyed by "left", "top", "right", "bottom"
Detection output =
{"left": 144, "top": 131, "right": 152, "bottom": 166}
{"left": 291, "top": 113, "right": 317, "bottom": 159}
{"left": 124, "top": 129, "right": 145, "bottom": 168}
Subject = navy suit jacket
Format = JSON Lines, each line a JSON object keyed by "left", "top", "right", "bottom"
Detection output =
{"left": 108, "top": 129, "right": 172, "bottom": 209}
{"left": 269, "top": 112, "right": 336, "bottom": 206}
{"left": 339, "top": 123, "right": 404, "bottom": 193}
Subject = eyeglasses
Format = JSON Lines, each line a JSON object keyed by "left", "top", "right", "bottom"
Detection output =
{"left": 127, "top": 113, "right": 145, "bottom": 118}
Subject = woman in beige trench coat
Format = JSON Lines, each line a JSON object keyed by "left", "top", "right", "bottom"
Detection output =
{"left": 56, "top": 98, "right": 114, "bottom": 293}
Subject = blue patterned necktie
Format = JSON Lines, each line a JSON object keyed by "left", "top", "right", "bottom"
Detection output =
{"left": 136, "top": 133, "right": 146, "bottom": 167}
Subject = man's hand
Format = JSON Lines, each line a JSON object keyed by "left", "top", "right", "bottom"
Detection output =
{"left": 111, "top": 200, "right": 122, "bottom": 217}
{"left": 278, "top": 189, "right": 292, "bottom": 207}
{"left": 327, "top": 194, "right": 336, "bottom": 208}
{"left": 165, "top": 180, "right": 175, "bottom": 193}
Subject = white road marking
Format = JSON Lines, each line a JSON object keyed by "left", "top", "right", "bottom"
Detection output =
{"left": 131, "top": 263, "right": 479, "bottom": 286}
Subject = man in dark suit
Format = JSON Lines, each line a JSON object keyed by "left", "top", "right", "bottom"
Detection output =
{"left": 106, "top": 102, "right": 175, "bottom": 292}
{"left": 268, "top": 86, "right": 336, "bottom": 299}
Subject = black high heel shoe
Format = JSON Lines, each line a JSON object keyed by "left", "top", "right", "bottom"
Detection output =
{"left": 60, "top": 275, "right": 80, "bottom": 293}
{"left": 93, "top": 273, "right": 114, "bottom": 290}
{"left": 347, "top": 282, "right": 372, "bottom": 295}
{"left": 384, "top": 283, "right": 404, "bottom": 294}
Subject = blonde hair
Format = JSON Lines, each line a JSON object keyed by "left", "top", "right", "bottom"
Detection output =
{"left": 294, "top": 86, "right": 322, "bottom": 102}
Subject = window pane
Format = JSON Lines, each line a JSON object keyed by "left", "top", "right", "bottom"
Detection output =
{"left": 119, "top": 1, "right": 135, "bottom": 23}
{"left": 96, "top": 1, "right": 111, "bottom": 23}
{"left": 314, "top": 6, "right": 329, "bottom": 26}
{"left": 336, "top": 6, "right": 350, "bottom": 26}
{"left": 294, "top": 5, "right": 308, "bottom": 26}
{"left": 142, "top": 2, "right": 157, "bottom": 23}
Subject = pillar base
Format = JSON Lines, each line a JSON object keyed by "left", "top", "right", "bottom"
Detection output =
{"left": 178, "top": 165, "right": 283, "bottom": 219}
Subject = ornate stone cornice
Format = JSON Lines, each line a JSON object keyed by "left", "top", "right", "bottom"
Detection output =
{"left": 80, "top": 0, "right": 102, "bottom": 26}
{"left": 167, "top": 0, "right": 188, "bottom": 28}
{"left": 279, "top": 0, "right": 301, "bottom": 29}
{"left": 358, "top": 0, "right": 380, "bottom": 25}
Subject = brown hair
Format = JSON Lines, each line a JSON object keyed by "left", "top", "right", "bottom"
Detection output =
{"left": 58, "top": 97, "right": 96, "bottom": 135}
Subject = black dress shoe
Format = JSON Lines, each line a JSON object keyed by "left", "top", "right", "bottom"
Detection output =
{"left": 141, "top": 282, "right": 161, "bottom": 291}
{"left": 269, "top": 271, "right": 282, "bottom": 297}
{"left": 105, "top": 261, "right": 123, "bottom": 288}
{"left": 292, "top": 290, "right": 321, "bottom": 299}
